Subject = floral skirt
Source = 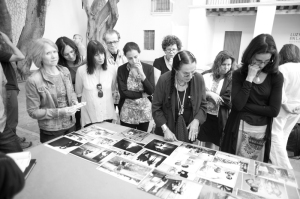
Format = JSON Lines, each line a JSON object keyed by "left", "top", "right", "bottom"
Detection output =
{"left": 236, "top": 120, "right": 267, "bottom": 161}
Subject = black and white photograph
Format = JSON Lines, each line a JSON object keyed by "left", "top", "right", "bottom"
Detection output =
{"left": 90, "top": 136, "right": 118, "bottom": 148}
{"left": 193, "top": 177, "right": 233, "bottom": 193}
{"left": 135, "top": 150, "right": 167, "bottom": 168}
{"left": 157, "top": 163, "right": 196, "bottom": 180}
{"left": 197, "top": 185, "right": 238, "bottom": 199}
{"left": 236, "top": 189, "right": 266, "bottom": 199}
{"left": 120, "top": 128, "right": 150, "bottom": 142}
{"left": 65, "top": 132, "right": 95, "bottom": 143}
{"left": 97, "top": 156, "right": 152, "bottom": 185}
{"left": 45, "top": 137, "right": 83, "bottom": 154}
{"left": 112, "top": 139, "right": 143, "bottom": 154}
{"left": 144, "top": 139, "right": 178, "bottom": 156}
{"left": 213, "top": 152, "right": 250, "bottom": 173}
{"left": 195, "top": 161, "right": 238, "bottom": 188}
{"left": 78, "top": 125, "right": 116, "bottom": 138}
{"left": 137, "top": 169, "right": 202, "bottom": 199}
{"left": 70, "top": 143, "right": 114, "bottom": 164}
{"left": 255, "top": 161, "right": 298, "bottom": 187}
{"left": 242, "top": 173, "right": 288, "bottom": 199}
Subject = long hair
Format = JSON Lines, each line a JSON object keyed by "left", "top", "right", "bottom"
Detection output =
{"left": 26, "top": 38, "right": 58, "bottom": 69}
{"left": 168, "top": 50, "right": 197, "bottom": 99}
{"left": 241, "top": 34, "right": 279, "bottom": 74}
{"left": 55, "top": 37, "right": 80, "bottom": 66}
{"left": 86, "top": 40, "right": 107, "bottom": 74}
{"left": 211, "top": 50, "right": 235, "bottom": 80}
{"left": 279, "top": 44, "right": 300, "bottom": 65}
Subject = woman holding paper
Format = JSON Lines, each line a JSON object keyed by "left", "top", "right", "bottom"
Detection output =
{"left": 26, "top": 38, "right": 79, "bottom": 143}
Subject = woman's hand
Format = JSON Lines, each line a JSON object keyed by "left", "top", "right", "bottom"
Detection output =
{"left": 207, "top": 91, "right": 223, "bottom": 105}
{"left": 246, "top": 64, "right": 260, "bottom": 82}
{"left": 59, "top": 106, "right": 78, "bottom": 117}
{"left": 164, "top": 128, "right": 178, "bottom": 142}
{"left": 187, "top": 119, "right": 199, "bottom": 142}
{"left": 134, "top": 61, "right": 146, "bottom": 81}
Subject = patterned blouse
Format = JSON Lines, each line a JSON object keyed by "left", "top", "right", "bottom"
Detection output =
{"left": 120, "top": 66, "right": 152, "bottom": 124}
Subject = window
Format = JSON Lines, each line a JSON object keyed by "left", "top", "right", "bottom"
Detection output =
{"left": 151, "top": 0, "right": 173, "bottom": 13}
{"left": 144, "top": 30, "right": 155, "bottom": 50}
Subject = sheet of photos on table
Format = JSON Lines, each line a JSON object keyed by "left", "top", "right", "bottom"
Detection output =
{"left": 77, "top": 125, "right": 117, "bottom": 139}
{"left": 241, "top": 173, "right": 288, "bottom": 199}
{"left": 213, "top": 152, "right": 250, "bottom": 173}
{"left": 45, "top": 137, "right": 84, "bottom": 154}
{"left": 285, "top": 185, "right": 300, "bottom": 199}
{"left": 236, "top": 189, "right": 267, "bottom": 199}
{"left": 144, "top": 139, "right": 179, "bottom": 156}
{"left": 64, "top": 131, "right": 95, "bottom": 143}
{"left": 134, "top": 149, "right": 167, "bottom": 168}
{"left": 254, "top": 161, "right": 298, "bottom": 188}
{"left": 194, "top": 177, "right": 234, "bottom": 194}
{"left": 112, "top": 138, "right": 144, "bottom": 154}
{"left": 198, "top": 185, "right": 239, "bottom": 199}
{"left": 119, "top": 128, "right": 151, "bottom": 142}
{"left": 69, "top": 142, "right": 116, "bottom": 165}
{"left": 97, "top": 155, "right": 153, "bottom": 185}
{"left": 137, "top": 169, "right": 203, "bottom": 199}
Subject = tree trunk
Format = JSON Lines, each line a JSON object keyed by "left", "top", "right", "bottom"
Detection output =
{"left": 0, "top": 0, "right": 13, "bottom": 52}
{"left": 16, "top": 0, "right": 48, "bottom": 80}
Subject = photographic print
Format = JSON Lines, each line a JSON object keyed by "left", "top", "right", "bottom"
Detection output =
{"left": 194, "top": 177, "right": 233, "bottom": 193}
{"left": 90, "top": 136, "right": 118, "bottom": 148}
{"left": 65, "top": 132, "right": 95, "bottom": 143}
{"left": 213, "top": 152, "right": 250, "bottom": 173}
{"left": 97, "top": 156, "right": 152, "bottom": 185}
{"left": 144, "top": 139, "right": 178, "bottom": 156}
{"left": 120, "top": 128, "right": 150, "bottom": 142}
{"left": 137, "top": 169, "right": 202, "bottom": 199}
{"left": 113, "top": 139, "right": 143, "bottom": 154}
{"left": 236, "top": 189, "right": 267, "bottom": 199}
{"left": 78, "top": 125, "right": 115, "bottom": 138}
{"left": 45, "top": 137, "right": 82, "bottom": 154}
{"left": 195, "top": 161, "right": 238, "bottom": 188}
{"left": 70, "top": 143, "right": 114, "bottom": 164}
{"left": 135, "top": 149, "right": 167, "bottom": 168}
{"left": 255, "top": 161, "right": 298, "bottom": 187}
{"left": 242, "top": 173, "right": 288, "bottom": 199}
{"left": 174, "top": 143, "right": 216, "bottom": 161}
{"left": 157, "top": 163, "right": 196, "bottom": 180}
{"left": 197, "top": 185, "right": 238, "bottom": 199}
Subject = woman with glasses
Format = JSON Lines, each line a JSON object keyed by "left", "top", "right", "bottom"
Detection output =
{"left": 153, "top": 35, "right": 182, "bottom": 75}
{"left": 152, "top": 50, "right": 207, "bottom": 142}
{"left": 75, "top": 40, "right": 117, "bottom": 127}
{"left": 56, "top": 37, "right": 86, "bottom": 130}
{"left": 270, "top": 44, "right": 300, "bottom": 169}
{"left": 117, "top": 42, "right": 154, "bottom": 132}
{"left": 221, "top": 34, "right": 283, "bottom": 163}
{"left": 198, "top": 51, "right": 235, "bottom": 149}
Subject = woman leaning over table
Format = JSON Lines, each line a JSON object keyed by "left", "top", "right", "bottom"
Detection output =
{"left": 198, "top": 51, "right": 234, "bottom": 149}
{"left": 26, "top": 38, "right": 78, "bottom": 143}
{"left": 56, "top": 36, "right": 86, "bottom": 130}
{"left": 75, "top": 40, "right": 117, "bottom": 128}
{"left": 152, "top": 50, "right": 207, "bottom": 142}
{"left": 117, "top": 42, "right": 154, "bottom": 132}
{"left": 220, "top": 34, "right": 283, "bottom": 163}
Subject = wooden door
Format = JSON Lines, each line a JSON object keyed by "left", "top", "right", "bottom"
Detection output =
{"left": 224, "top": 31, "right": 242, "bottom": 63}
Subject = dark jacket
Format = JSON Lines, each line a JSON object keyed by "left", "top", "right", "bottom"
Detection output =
{"left": 117, "top": 62, "right": 155, "bottom": 112}
{"left": 153, "top": 56, "right": 170, "bottom": 75}
{"left": 152, "top": 71, "right": 207, "bottom": 137}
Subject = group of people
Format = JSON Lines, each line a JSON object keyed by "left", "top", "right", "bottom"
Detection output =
{"left": 1, "top": 30, "right": 300, "bottom": 179}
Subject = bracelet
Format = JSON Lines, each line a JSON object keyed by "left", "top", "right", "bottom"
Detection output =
{"left": 161, "top": 124, "right": 168, "bottom": 133}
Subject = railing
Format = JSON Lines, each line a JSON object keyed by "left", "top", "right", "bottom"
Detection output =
{"left": 151, "top": 0, "right": 173, "bottom": 13}
{"left": 206, "top": 0, "right": 260, "bottom": 5}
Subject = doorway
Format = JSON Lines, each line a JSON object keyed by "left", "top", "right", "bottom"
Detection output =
{"left": 224, "top": 31, "right": 242, "bottom": 63}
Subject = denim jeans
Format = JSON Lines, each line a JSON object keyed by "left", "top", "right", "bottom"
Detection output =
{"left": 6, "top": 90, "right": 18, "bottom": 134}
{"left": 0, "top": 125, "right": 22, "bottom": 153}
{"left": 40, "top": 125, "right": 76, "bottom": 143}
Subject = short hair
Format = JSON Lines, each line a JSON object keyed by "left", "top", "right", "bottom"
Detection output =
{"left": 211, "top": 50, "right": 235, "bottom": 80}
{"left": 55, "top": 37, "right": 81, "bottom": 66}
{"left": 27, "top": 38, "right": 58, "bottom": 69}
{"left": 86, "top": 40, "right": 107, "bottom": 74}
{"left": 279, "top": 44, "right": 300, "bottom": 65}
{"left": 73, "top": 34, "right": 83, "bottom": 40}
{"left": 102, "top": 29, "right": 121, "bottom": 42}
{"left": 123, "top": 42, "right": 141, "bottom": 56}
{"left": 241, "top": 34, "right": 279, "bottom": 74}
{"left": 162, "top": 35, "right": 182, "bottom": 51}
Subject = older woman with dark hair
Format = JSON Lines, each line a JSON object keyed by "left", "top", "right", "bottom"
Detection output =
{"left": 75, "top": 40, "right": 117, "bottom": 127}
{"left": 221, "top": 34, "right": 284, "bottom": 162}
{"left": 117, "top": 42, "right": 154, "bottom": 132}
{"left": 26, "top": 38, "right": 78, "bottom": 143}
{"left": 152, "top": 50, "right": 207, "bottom": 142}
{"left": 153, "top": 35, "right": 182, "bottom": 75}
{"left": 198, "top": 51, "right": 235, "bottom": 149}
{"left": 56, "top": 36, "right": 86, "bottom": 130}
{"left": 270, "top": 44, "right": 300, "bottom": 169}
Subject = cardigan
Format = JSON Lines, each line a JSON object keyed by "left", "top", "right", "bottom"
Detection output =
{"left": 152, "top": 71, "right": 207, "bottom": 137}
{"left": 220, "top": 68, "right": 283, "bottom": 162}
{"left": 153, "top": 56, "right": 170, "bottom": 75}
{"left": 117, "top": 62, "right": 155, "bottom": 112}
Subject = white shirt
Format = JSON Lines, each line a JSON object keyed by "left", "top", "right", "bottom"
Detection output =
{"left": 75, "top": 64, "right": 117, "bottom": 127}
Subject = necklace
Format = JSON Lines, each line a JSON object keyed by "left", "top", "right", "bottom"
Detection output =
{"left": 176, "top": 76, "right": 187, "bottom": 87}
{"left": 255, "top": 71, "right": 262, "bottom": 82}
{"left": 176, "top": 84, "right": 187, "bottom": 115}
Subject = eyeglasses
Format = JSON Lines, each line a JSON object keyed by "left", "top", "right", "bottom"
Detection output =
{"left": 165, "top": 48, "right": 178, "bottom": 53}
{"left": 106, "top": 40, "right": 119, "bottom": 45}
{"left": 253, "top": 58, "right": 270, "bottom": 66}
{"left": 63, "top": 50, "right": 75, "bottom": 57}
{"left": 180, "top": 70, "right": 196, "bottom": 78}
{"left": 96, "top": 83, "right": 103, "bottom": 98}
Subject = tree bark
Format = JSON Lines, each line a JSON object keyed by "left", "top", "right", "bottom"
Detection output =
{"left": 0, "top": 0, "right": 13, "bottom": 52}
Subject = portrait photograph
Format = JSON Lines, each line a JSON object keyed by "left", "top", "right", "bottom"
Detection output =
{"left": 144, "top": 139, "right": 178, "bottom": 156}
{"left": 113, "top": 139, "right": 143, "bottom": 154}
{"left": 46, "top": 137, "right": 83, "bottom": 154}
{"left": 135, "top": 149, "right": 167, "bottom": 168}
